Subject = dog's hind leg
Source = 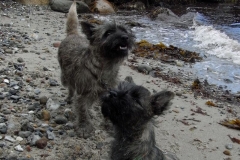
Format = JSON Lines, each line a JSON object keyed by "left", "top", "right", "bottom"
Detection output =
{"left": 61, "top": 73, "right": 74, "bottom": 104}
{"left": 66, "top": 87, "right": 74, "bottom": 104}
{"left": 74, "top": 94, "right": 95, "bottom": 139}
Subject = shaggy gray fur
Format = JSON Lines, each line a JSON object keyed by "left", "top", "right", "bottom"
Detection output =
{"left": 58, "top": 1, "right": 135, "bottom": 138}
{"left": 101, "top": 77, "right": 179, "bottom": 160}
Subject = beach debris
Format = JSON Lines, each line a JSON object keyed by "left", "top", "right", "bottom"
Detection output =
{"left": 228, "top": 135, "right": 240, "bottom": 144}
{"left": 178, "top": 120, "right": 189, "bottom": 126}
{"left": 172, "top": 109, "right": 180, "bottom": 113}
{"left": 223, "top": 150, "right": 231, "bottom": 156}
{"left": 178, "top": 118, "right": 201, "bottom": 126}
{"left": 118, "top": 1, "right": 146, "bottom": 11}
{"left": 182, "top": 118, "right": 201, "bottom": 122}
{"left": 132, "top": 40, "right": 202, "bottom": 63}
{"left": 219, "top": 119, "right": 240, "bottom": 130}
{"left": 205, "top": 101, "right": 216, "bottom": 107}
{"left": 191, "top": 107, "right": 208, "bottom": 116}
{"left": 191, "top": 79, "right": 201, "bottom": 90}
{"left": 189, "top": 126, "right": 197, "bottom": 131}
{"left": 191, "top": 138, "right": 208, "bottom": 150}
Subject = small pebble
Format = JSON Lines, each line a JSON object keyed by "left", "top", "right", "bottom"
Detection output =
{"left": 225, "top": 144, "right": 233, "bottom": 150}
{"left": 35, "top": 137, "right": 48, "bottom": 149}
{"left": 14, "top": 145, "right": 24, "bottom": 152}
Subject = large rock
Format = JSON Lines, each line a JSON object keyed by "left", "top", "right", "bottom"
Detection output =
{"left": 91, "top": 0, "right": 115, "bottom": 14}
{"left": 16, "top": 0, "right": 49, "bottom": 5}
{"left": 49, "top": 0, "right": 90, "bottom": 13}
{"left": 148, "top": 7, "right": 179, "bottom": 21}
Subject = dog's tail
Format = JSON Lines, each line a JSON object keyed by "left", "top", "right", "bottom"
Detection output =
{"left": 66, "top": 1, "right": 78, "bottom": 36}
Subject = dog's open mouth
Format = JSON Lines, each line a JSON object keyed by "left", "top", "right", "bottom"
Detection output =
{"left": 120, "top": 46, "right": 128, "bottom": 50}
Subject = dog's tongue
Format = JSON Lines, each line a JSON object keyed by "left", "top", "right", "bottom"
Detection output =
{"left": 120, "top": 46, "right": 127, "bottom": 50}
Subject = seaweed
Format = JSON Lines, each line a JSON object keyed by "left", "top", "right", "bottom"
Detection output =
{"left": 132, "top": 40, "right": 202, "bottom": 63}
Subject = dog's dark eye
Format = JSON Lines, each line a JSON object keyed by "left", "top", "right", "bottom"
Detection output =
{"left": 133, "top": 98, "right": 143, "bottom": 110}
{"left": 104, "top": 30, "right": 114, "bottom": 37}
{"left": 104, "top": 31, "right": 113, "bottom": 37}
{"left": 106, "top": 31, "right": 112, "bottom": 35}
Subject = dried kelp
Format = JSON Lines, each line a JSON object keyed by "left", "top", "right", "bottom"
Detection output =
{"left": 205, "top": 101, "right": 216, "bottom": 107}
{"left": 219, "top": 119, "right": 240, "bottom": 130}
{"left": 132, "top": 40, "right": 202, "bottom": 63}
{"left": 228, "top": 135, "right": 240, "bottom": 144}
{"left": 191, "top": 107, "right": 209, "bottom": 116}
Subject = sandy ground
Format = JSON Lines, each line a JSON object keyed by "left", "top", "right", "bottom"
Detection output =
{"left": 1, "top": 2, "right": 240, "bottom": 160}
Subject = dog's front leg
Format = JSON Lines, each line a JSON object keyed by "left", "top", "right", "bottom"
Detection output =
{"left": 74, "top": 94, "right": 95, "bottom": 139}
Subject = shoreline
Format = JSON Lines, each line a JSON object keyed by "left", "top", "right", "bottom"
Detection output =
{"left": 0, "top": 1, "right": 240, "bottom": 160}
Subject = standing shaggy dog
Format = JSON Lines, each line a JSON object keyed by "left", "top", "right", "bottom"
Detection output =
{"left": 101, "top": 77, "right": 179, "bottom": 160}
{"left": 58, "top": 1, "right": 135, "bottom": 138}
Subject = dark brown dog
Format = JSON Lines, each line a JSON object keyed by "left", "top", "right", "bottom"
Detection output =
{"left": 101, "top": 77, "right": 179, "bottom": 160}
{"left": 58, "top": 1, "right": 135, "bottom": 138}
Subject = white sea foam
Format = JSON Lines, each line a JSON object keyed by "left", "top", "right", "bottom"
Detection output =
{"left": 192, "top": 23, "right": 240, "bottom": 65}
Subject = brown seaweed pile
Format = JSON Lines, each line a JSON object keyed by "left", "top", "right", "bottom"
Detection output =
{"left": 132, "top": 40, "right": 202, "bottom": 63}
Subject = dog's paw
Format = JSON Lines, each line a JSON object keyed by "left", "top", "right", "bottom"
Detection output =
{"left": 75, "top": 123, "right": 95, "bottom": 139}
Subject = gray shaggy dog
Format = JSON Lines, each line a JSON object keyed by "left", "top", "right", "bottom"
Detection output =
{"left": 58, "top": 1, "right": 135, "bottom": 138}
{"left": 101, "top": 77, "right": 179, "bottom": 160}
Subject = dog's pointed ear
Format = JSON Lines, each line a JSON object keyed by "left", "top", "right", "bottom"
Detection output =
{"left": 80, "top": 21, "right": 95, "bottom": 41}
{"left": 150, "top": 91, "right": 174, "bottom": 115}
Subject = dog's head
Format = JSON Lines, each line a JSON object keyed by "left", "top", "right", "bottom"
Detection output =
{"left": 101, "top": 80, "right": 174, "bottom": 129}
{"left": 81, "top": 21, "right": 135, "bottom": 59}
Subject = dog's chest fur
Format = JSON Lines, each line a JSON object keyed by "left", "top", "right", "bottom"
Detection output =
{"left": 111, "top": 122, "right": 164, "bottom": 160}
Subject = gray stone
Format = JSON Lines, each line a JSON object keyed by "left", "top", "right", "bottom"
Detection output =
{"left": 2, "top": 109, "right": 11, "bottom": 114}
{"left": 21, "top": 120, "right": 34, "bottom": 132}
{"left": 0, "top": 123, "right": 7, "bottom": 134}
{"left": 54, "top": 115, "right": 68, "bottom": 124}
{"left": 19, "top": 131, "right": 32, "bottom": 138}
{"left": 47, "top": 130, "right": 55, "bottom": 140}
{"left": 49, "top": 79, "right": 58, "bottom": 86}
{"left": 46, "top": 98, "right": 60, "bottom": 110}
{"left": 17, "top": 57, "right": 24, "bottom": 63}
{"left": 137, "top": 64, "right": 153, "bottom": 73}
{"left": 39, "top": 96, "right": 48, "bottom": 104}
{"left": 14, "top": 145, "right": 24, "bottom": 152}
{"left": 49, "top": 0, "right": 90, "bottom": 13}
{"left": 34, "top": 89, "right": 41, "bottom": 95}
{"left": 30, "top": 134, "right": 41, "bottom": 145}
{"left": 7, "top": 153, "right": 18, "bottom": 160}
{"left": 5, "top": 135, "right": 16, "bottom": 142}
{"left": 5, "top": 49, "right": 13, "bottom": 54}
{"left": 0, "top": 95, "right": 5, "bottom": 100}
{"left": 225, "top": 144, "right": 233, "bottom": 150}
{"left": 96, "top": 142, "right": 104, "bottom": 149}
{"left": 175, "top": 92, "right": 183, "bottom": 96}
{"left": 10, "top": 95, "right": 20, "bottom": 100}
{"left": 0, "top": 117, "right": 6, "bottom": 123}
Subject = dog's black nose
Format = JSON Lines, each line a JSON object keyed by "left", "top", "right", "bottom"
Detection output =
{"left": 121, "top": 35, "right": 128, "bottom": 40}
{"left": 109, "top": 90, "right": 117, "bottom": 98}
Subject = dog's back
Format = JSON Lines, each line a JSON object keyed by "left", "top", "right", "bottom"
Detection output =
{"left": 58, "top": 1, "right": 89, "bottom": 87}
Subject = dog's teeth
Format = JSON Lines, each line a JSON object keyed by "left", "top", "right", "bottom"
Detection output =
{"left": 120, "top": 46, "right": 127, "bottom": 50}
